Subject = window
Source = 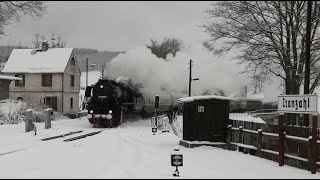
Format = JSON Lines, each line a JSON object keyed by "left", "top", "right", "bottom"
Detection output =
{"left": 42, "top": 74, "right": 52, "bottom": 87}
{"left": 15, "top": 74, "right": 25, "bottom": 87}
{"left": 71, "top": 57, "right": 76, "bottom": 66}
{"left": 70, "top": 97, "right": 73, "bottom": 109}
{"left": 71, "top": 75, "right": 74, "bottom": 87}
{"left": 45, "top": 96, "right": 57, "bottom": 111}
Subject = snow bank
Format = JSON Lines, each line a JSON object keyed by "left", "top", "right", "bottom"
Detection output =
{"left": 0, "top": 117, "right": 319, "bottom": 179}
{"left": 229, "top": 114, "right": 266, "bottom": 124}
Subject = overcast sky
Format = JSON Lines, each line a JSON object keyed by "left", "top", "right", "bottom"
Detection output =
{"left": 0, "top": 1, "right": 211, "bottom": 51}
{"left": 0, "top": 1, "right": 282, "bottom": 101}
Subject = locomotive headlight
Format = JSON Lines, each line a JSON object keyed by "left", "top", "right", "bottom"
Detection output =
{"left": 90, "top": 110, "right": 94, "bottom": 114}
{"left": 107, "top": 114, "right": 112, "bottom": 119}
{"left": 109, "top": 110, "right": 112, "bottom": 114}
{"left": 87, "top": 114, "right": 92, "bottom": 119}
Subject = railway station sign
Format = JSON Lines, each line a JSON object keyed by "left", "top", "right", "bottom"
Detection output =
{"left": 278, "top": 94, "right": 319, "bottom": 114}
{"left": 152, "top": 127, "right": 157, "bottom": 133}
{"left": 171, "top": 154, "right": 183, "bottom": 166}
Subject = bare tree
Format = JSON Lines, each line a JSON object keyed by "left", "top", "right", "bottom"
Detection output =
{"left": 32, "top": 33, "right": 40, "bottom": 49}
{"left": 201, "top": 88, "right": 212, "bottom": 95}
{"left": 32, "top": 33, "right": 67, "bottom": 48}
{"left": 214, "top": 89, "right": 228, "bottom": 97}
{"left": 240, "top": 86, "right": 248, "bottom": 97}
{"left": 203, "top": 1, "right": 320, "bottom": 95}
{"left": 0, "top": 1, "right": 46, "bottom": 35}
{"left": 146, "top": 37, "right": 183, "bottom": 60}
{"left": 51, "top": 32, "right": 56, "bottom": 48}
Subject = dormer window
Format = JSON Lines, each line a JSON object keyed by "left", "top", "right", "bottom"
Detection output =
{"left": 71, "top": 57, "right": 76, "bottom": 66}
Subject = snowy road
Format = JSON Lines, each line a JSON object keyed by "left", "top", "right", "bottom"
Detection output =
{"left": 0, "top": 117, "right": 320, "bottom": 179}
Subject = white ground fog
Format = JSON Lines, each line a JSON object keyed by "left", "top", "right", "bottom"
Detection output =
{"left": 0, "top": 116, "right": 319, "bottom": 179}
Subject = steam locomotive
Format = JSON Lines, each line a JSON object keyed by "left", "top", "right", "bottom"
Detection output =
{"left": 84, "top": 78, "right": 184, "bottom": 128}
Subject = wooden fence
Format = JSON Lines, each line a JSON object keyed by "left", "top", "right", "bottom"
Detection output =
{"left": 227, "top": 119, "right": 320, "bottom": 173}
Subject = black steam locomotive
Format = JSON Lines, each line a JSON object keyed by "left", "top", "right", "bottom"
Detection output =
{"left": 85, "top": 78, "right": 184, "bottom": 128}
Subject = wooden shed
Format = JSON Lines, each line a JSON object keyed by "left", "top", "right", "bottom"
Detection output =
{"left": 178, "top": 95, "right": 233, "bottom": 147}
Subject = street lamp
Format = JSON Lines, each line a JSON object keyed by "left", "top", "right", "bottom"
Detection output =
{"left": 86, "top": 58, "right": 96, "bottom": 88}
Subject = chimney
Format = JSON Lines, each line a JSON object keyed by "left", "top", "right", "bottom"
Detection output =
{"left": 42, "top": 41, "right": 49, "bottom": 51}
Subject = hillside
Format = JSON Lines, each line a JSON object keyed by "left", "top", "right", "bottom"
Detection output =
{"left": 0, "top": 46, "right": 30, "bottom": 62}
{"left": 74, "top": 48, "right": 123, "bottom": 72}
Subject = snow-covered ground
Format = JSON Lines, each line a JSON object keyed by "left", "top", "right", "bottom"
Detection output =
{"left": 0, "top": 117, "right": 319, "bottom": 179}
{"left": 229, "top": 113, "right": 266, "bottom": 123}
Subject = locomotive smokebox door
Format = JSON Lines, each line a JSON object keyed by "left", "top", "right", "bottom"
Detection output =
{"left": 155, "top": 95, "right": 160, "bottom": 110}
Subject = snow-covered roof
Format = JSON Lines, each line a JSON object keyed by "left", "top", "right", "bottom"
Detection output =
{"left": 2, "top": 48, "right": 74, "bottom": 73}
{"left": 0, "top": 75, "right": 22, "bottom": 81}
{"left": 178, "top": 95, "right": 233, "bottom": 103}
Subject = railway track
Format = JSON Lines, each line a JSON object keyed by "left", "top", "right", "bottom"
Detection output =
{"left": 63, "top": 130, "right": 103, "bottom": 142}
{"left": 41, "top": 130, "right": 103, "bottom": 142}
{"left": 41, "top": 130, "right": 84, "bottom": 141}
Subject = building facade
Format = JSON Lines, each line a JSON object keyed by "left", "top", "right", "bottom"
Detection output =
{"left": 2, "top": 44, "right": 81, "bottom": 114}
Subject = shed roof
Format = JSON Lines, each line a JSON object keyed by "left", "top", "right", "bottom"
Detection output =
{"left": 1, "top": 48, "right": 74, "bottom": 73}
{"left": 178, "top": 95, "right": 233, "bottom": 103}
{"left": 0, "top": 75, "right": 22, "bottom": 81}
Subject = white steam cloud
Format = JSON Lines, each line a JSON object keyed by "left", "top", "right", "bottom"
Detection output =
{"left": 104, "top": 41, "right": 251, "bottom": 96}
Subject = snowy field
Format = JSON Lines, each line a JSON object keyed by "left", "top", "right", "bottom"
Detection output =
{"left": 0, "top": 117, "right": 320, "bottom": 179}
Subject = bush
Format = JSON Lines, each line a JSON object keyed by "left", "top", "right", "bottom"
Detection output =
{"left": 0, "top": 99, "right": 27, "bottom": 124}
{"left": 0, "top": 99, "right": 68, "bottom": 124}
{"left": 24, "top": 104, "right": 68, "bottom": 122}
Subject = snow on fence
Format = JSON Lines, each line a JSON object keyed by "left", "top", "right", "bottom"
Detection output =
{"left": 227, "top": 119, "right": 320, "bottom": 173}
{"left": 171, "top": 114, "right": 182, "bottom": 138}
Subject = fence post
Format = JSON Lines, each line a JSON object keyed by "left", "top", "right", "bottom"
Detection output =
{"left": 310, "top": 114, "right": 318, "bottom": 174}
{"left": 257, "top": 129, "right": 262, "bottom": 157}
{"left": 278, "top": 113, "right": 285, "bottom": 166}
{"left": 308, "top": 136, "right": 312, "bottom": 171}
{"left": 227, "top": 125, "right": 232, "bottom": 150}
{"left": 238, "top": 126, "right": 243, "bottom": 152}
{"left": 45, "top": 108, "right": 52, "bottom": 129}
{"left": 25, "top": 109, "right": 33, "bottom": 132}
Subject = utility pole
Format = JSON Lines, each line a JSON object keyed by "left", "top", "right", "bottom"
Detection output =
{"left": 86, "top": 58, "right": 88, "bottom": 88}
{"left": 188, "top": 59, "right": 199, "bottom": 97}
{"left": 86, "top": 58, "right": 96, "bottom": 88}
{"left": 189, "top": 59, "right": 192, "bottom": 97}
{"left": 304, "top": 1, "right": 312, "bottom": 126}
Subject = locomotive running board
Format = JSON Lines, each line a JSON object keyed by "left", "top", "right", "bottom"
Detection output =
{"left": 41, "top": 130, "right": 83, "bottom": 141}
{"left": 63, "top": 130, "right": 102, "bottom": 142}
